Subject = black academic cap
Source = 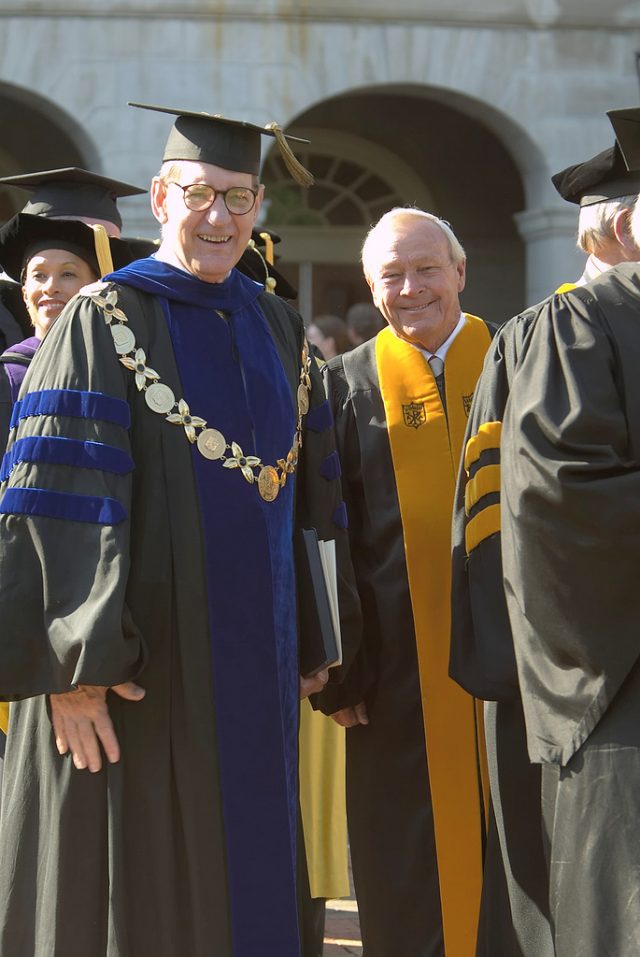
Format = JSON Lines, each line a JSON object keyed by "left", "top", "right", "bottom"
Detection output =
{"left": 237, "top": 229, "right": 297, "bottom": 300}
{"left": 607, "top": 107, "right": 640, "bottom": 171}
{"left": 0, "top": 213, "right": 136, "bottom": 283}
{"left": 0, "top": 168, "right": 146, "bottom": 230}
{"left": 123, "top": 235, "right": 160, "bottom": 260}
{"left": 551, "top": 143, "right": 640, "bottom": 206}
{"left": 128, "top": 102, "right": 314, "bottom": 187}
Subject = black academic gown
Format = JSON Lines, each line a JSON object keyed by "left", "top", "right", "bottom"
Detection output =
{"left": 501, "top": 262, "right": 640, "bottom": 957}
{"left": 0, "top": 275, "right": 359, "bottom": 957}
{"left": 323, "top": 329, "right": 497, "bottom": 957}
{"left": 450, "top": 308, "right": 554, "bottom": 957}
{"left": 324, "top": 338, "right": 444, "bottom": 957}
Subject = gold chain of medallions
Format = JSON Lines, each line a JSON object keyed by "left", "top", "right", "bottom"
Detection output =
{"left": 86, "top": 282, "right": 312, "bottom": 503}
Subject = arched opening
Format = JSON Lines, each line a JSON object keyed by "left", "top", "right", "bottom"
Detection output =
{"left": 262, "top": 86, "right": 527, "bottom": 327}
{"left": 0, "top": 82, "right": 97, "bottom": 223}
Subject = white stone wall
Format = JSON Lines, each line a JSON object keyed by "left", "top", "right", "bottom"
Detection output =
{"left": 1, "top": 2, "right": 639, "bottom": 299}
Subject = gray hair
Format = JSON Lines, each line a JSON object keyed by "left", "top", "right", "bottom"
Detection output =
{"left": 361, "top": 207, "right": 466, "bottom": 282}
{"left": 155, "top": 161, "right": 260, "bottom": 189}
{"left": 577, "top": 194, "right": 639, "bottom": 255}
{"left": 157, "top": 161, "right": 183, "bottom": 184}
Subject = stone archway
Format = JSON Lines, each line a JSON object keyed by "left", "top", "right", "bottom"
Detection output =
{"left": 0, "top": 82, "right": 98, "bottom": 223}
{"left": 262, "top": 127, "right": 436, "bottom": 321}
{"left": 263, "top": 85, "right": 529, "bottom": 326}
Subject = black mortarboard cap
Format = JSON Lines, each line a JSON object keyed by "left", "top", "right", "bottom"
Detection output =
{"left": 0, "top": 168, "right": 146, "bottom": 230}
{"left": 551, "top": 143, "right": 640, "bottom": 206}
{"left": 0, "top": 213, "right": 136, "bottom": 283}
{"left": 237, "top": 228, "right": 297, "bottom": 300}
{"left": 607, "top": 107, "right": 640, "bottom": 171}
{"left": 128, "top": 102, "right": 314, "bottom": 186}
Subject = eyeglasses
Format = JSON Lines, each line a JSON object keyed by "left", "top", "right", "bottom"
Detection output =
{"left": 166, "top": 181, "right": 258, "bottom": 215}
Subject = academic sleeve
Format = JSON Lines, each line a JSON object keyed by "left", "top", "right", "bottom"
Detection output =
{"left": 255, "top": 292, "right": 364, "bottom": 708}
{"left": 450, "top": 311, "right": 539, "bottom": 701}
{"left": 501, "top": 280, "right": 640, "bottom": 765}
{"left": 297, "top": 348, "right": 364, "bottom": 696}
{"left": 0, "top": 366, "right": 11, "bottom": 458}
{"left": 0, "top": 292, "right": 145, "bottom": 700}
{"left": 310, "top": 357, "right": 374, "bottom": 714}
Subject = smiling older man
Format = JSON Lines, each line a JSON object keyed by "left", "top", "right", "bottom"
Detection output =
{"left": 0, "top": 104, "right": 359, "bottom": 957}
{"left": 317, "top": 207, "right": 493, "bottom": 956}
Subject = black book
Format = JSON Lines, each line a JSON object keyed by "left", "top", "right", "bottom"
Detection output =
{"left": 297, "top": 527, "right": 342, "bottom": 678}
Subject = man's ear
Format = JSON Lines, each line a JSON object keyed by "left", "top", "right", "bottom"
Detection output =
{"left": 612, "top": 207, "right": 636, "bottom": 253}
{"left": 252, "top": 183, "right": 266, "bottom": 222}
{"left": 456, "top": 258, "right": 467, "bottom": 293}
{"left": 150, "top": 177, "right": 169, "bottom": 225}
{"left": 367, "top": 275, "right": 381, "bottom": 310}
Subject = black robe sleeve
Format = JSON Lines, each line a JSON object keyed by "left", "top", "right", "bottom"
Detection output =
{"left": 310, "top": 355, "right": 376, "bottom": 714}
{"left": 501, "top": 272, "right": 640, "bottom": 764}
{"left": 0, "top": 366, "right": 11, "bottom": 458}
{"left": 255, "top": 293, "right": 363, "bottom": 708}
{"left": 0, "top": 291, "right": 145, "bottom": 699}
{"left": 450, "top": 312, "right": 539, "bottom": 701}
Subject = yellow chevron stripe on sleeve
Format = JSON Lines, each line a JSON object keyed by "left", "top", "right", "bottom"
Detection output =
{"left": 0, "top": 702, "right": 9, "bottom": 735}
{"left": 464, "top": 421, "right": 502, "bottom": 473}
{"left": 465, "top": 503, "right": 501, "bottom": 554}
{"left": 464, "top": 464, "right": 501, "bottom": 517}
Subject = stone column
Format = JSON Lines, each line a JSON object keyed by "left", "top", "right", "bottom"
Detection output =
{"left": 514, "top": 206, "right": 585, "bottom": 305}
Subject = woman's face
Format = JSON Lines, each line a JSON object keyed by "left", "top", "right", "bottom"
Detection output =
{"left": 22, "top": 248, "right": 96, "bottom": 339}
{"left": 306, "top": 323, "right": 338, "bottom": 360}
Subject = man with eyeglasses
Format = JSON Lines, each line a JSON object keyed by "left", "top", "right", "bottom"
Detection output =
{"left": 0, "top": 103, "right": 360, "bottom": 957}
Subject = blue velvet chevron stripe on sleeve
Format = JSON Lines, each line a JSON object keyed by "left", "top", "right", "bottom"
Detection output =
{"left": 0, "top": 488, "right": 127, "bottom": 525}
{"left": 1, "top": 436, "right": 134, "bottom": 483}
{"left": 10, "top": 389, "right": 131, "bottom": 431}
{"left": 1, "top": 388, "right": 132, "bottom": 526}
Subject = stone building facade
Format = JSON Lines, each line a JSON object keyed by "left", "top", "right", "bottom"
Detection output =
{"left": 0, "top": 0, "right": 639, "bottom": 323}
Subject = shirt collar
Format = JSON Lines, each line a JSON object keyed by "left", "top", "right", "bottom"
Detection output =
{"left": 419, "top": 312, "right": 466, "bottom": 363}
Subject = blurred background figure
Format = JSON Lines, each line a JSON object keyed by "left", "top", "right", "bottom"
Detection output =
{"left": 345, "top": 301, "right": 385, "bottom": 347}
{"left": 0, "top": 277, "right": 24, "bottom": 351}
{"left": 306, "top": 313, "right": 352, "bottom": 359}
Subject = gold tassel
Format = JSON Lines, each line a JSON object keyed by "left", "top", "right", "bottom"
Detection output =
{"left": 91, "top": 224, "right": 114, "bottom": 277}
{"left": 265, "top": 123, "right": 314, "bottom": 187}
{"left": 259, "top": 231, "right": 275, "bottom": 266}
{"left": 247, "top": 239, "right": 276, "bottom": 294}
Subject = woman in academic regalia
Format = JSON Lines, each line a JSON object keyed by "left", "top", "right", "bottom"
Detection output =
{"left": 0, "top": 212, "right": 135, "bottom": 446}
{"left": 0, "top": 213, "right": 135, "bottom": 759}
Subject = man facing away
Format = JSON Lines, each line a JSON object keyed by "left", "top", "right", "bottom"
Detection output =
{"left": 500, "top": 146, "right": 640, "bottom": 957}
{"left": 320, "top": 207, "right": 493, "bottom": 956}
{"left": 0, "top": 103, "right": 359, "bottom": 957}
{"left": 450, "top": 107, "right": 640, "bottom": 957}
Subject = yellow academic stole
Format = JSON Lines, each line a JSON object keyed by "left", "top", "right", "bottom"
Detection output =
{"left": 376, "top": 316, "right": 490, "bottom": 956}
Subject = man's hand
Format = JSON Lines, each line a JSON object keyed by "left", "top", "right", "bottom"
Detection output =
{"left": 330, "top": 701, "right": 369, "bottom": 727}
{"left": 299, "top": 669, "right": 329, "bottom": 700}
{"left": 50, "top": 681, "right": 145, "bottom": 773}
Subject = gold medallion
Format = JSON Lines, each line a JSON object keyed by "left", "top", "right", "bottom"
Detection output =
{"left": 111, "top": 324, "right": 136, "bottom": 356}
{"left": 197, "top": 428, "right": 227, "bottom": 460}
{"left": 145, "top": 382, "right": 176, "bottom": 414}
{"left": 297, "top": 383, "right": 309, "bottom": 416}
{"left": 100, "top": 284, "right": 311, "bottom": 501}
{"left": 258, "top": 465, "right": 280, "bottom": 502}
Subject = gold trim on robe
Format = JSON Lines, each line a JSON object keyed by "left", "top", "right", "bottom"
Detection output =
{"left": 375, "top": 314, "right": 490, "bottom": 956}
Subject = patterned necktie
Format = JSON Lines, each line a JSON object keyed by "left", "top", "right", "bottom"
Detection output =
{"left": 429, "top": 354, "right": 446, "bottom": 411}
